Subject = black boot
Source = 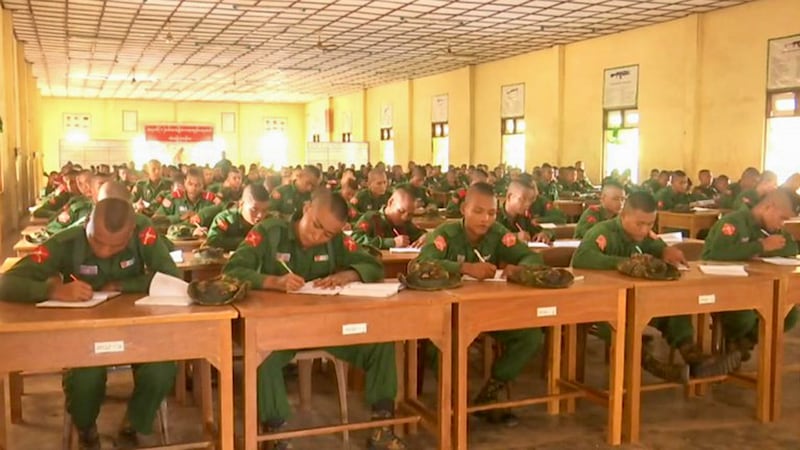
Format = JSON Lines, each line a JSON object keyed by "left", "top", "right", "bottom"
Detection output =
{"left": 678, "top": 342, "right": 741, "bottom": 378}
{"left": 367, "top": 401, "right": 408, "bottom": 450}
{"left": 113, "top": 423, "right": 139, "bottom": 450}
{"left": 472, "top": 378, "right": 519, "bottom": 427}
{"left": 726, "top": 337, "right": 755, "bottom": 363}
{"left": 641, "top": 342, "right": 689, "bottom": 383}
{"left": 77, "top": 423, "right": 100, "bottom": 450}
{"left": 262, "top": 420, "right": 292, "bottom": 450}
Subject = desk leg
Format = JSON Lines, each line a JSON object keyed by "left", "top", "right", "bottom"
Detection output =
{"left": 1, "top": 374, "right": 8, "bottom": 450}
{"left": 770, "top": 303, "right": 786, "bottom": 422}
{"left": 623, "top": 297, "right": 646, "bottom": 443}
{"left": 693, "top": 314, "right": 711, "bottom": 398}
{"left": 395, "top": 341, "right": 408, "bottom": 437}
{"left": 242, "top": 321, "right": 260, "bottom": 450}
{"left": 608, "top": 290, "right": 626, "bottom": 446}
{"left": 564, "top": 324, "right": 578, "bottom": 414}
{"left": 453, "top": 307, "right": 470, "bottom": 450}
{"left": 174, "top": 361, "right": 187, "bottom": 405}
{"left": 218, "top": 322, "right": 235, "bottom": 450}
{"left": 198, "top": 361, "right": 213, "bottom": 431}
{"left": 546, "top": 326, "right": 562, "bottom": 415}
{"left": 405, "top": 340, "right": 418, "bottom": 436}
{"left": 8, "top": 373, "right": 21, "bottom": 425}
{"left": 756, "top": 305, "right": 773, "bottom": 423}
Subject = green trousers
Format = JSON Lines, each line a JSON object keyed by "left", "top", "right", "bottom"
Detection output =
{"left": 257, "top": 343, "right": 397, "bottom": 423}
{"left": 487, "top": 328, "right": 544, "bottom": 382}
{"left": 720, "top": 306, "right": 799, "bottom": 342}
{"left": 63, "top": 362, "right": 177, "bottom": 433}
{"left": 596, "top": 315, "right": 694, "bottom": 347}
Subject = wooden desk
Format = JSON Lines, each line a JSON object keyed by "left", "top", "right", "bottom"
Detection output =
{"left": 169, "top": 238, "right": 205, "bottom": 251}
{"left": 20, "top": 226, "right": 43, "bottom": 236}
{"left": 554, "top": 200, "right": 584, "bottom": 221}
{"left": 27, "top": 217, "right": 48, "bottom": 226}
{"left": 656, "top": 211, "right": 720, "bottom": 238}
{"left": 11, "top": 239, "right": 36, "bottom": 257}
{"left": 234, "top": 290, "right": 453, "bottom": 450}
{"left": 380, "top": 250, "right": 417, "bottom": 278}
{"left": 744, "top": 261, "right": 800, "bottom": 421}
{"left": 0, "top": 296, "right": 237, "bottom": 450}
{"left": 546, "top": 223, "right": 576, "bottom": 240}
{"left": 446, "top": 275, "right": 629, "bottom": 449}
{"left": 596, "top": 265, "right": 775, "bottom": 443}
{"left": 176, "top": 251, "right": 226, "bottom": 282}
{"left": 782, "top": 219, "right": 800, "bottom": 241}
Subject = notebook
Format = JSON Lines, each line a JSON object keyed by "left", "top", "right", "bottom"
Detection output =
{"left": 657, "top": 232, "right": 684, "bottom": 244}
{"left": 527, "top": 241, "right": 549, "bottom": 248}
{"left": 291, "top": 281, "right": 402, "bottom": 298}
{"left": 552, "top": 240, "right": 581, "bottom": 248}
{"left": 135, "top": 272, "right": 193, "bottom": 306}
{"left": 463, "top": 269, "right": 506, "bottom": 282}
{"left": 37, "top": 291, "right": 121, "bottom": 308}
{"left": 699, "top": 264, "right": 748, "bottom": 277}
{"left": 759, "top": 257, "right": 800, "bottom": 266}
{"left": 389, "top": 247, "right": 421, "bottom": 254}
{"left": 539, "top": 223, "right": 557, "bottom": 229}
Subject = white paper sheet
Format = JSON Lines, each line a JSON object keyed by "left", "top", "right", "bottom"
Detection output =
{"left": 463, "top": 270, "right": 506, "bottom": 282}
{"left": 293, "top": 282, "right": 343, "bottom": 296}
{"left": 759, "top": 257, "right": 800, "bottom": 266}
{"left": 37, "top": 291, "right": 121, "bottom": 308}
{"left": 340, "top": 282, "right": 402, "bottom": 298}
{"left": 389, "top": 247, "right": 421, "bottom": 254}
{"left": 657, "top": 232, "right": 684, "bottom": 244}
{"left": 699, "top": 265, "right": 748, "bottom": 277}
{"left": 539, "top": 223, "right": 557, "bottom": 229}
{"left": 169, "top": 250, "right": 184, "bottom": 263}
{"left": 527, "top": 242, "right": 550, "bottom": 248}
{"left": 552, "top": 240, "right": 581, "bottom": 248}
{"left": 692, "top": 207, "right": 715, "bottom": 212}
{"left": 135, "top": 272, "right": 192, "bottom": 306}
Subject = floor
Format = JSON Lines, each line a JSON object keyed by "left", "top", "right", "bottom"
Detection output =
{"left": 2, "top": 223, "right": 800, "bottom": 450}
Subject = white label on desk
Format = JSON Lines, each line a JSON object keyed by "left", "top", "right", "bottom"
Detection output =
{"left": 94, "top": 341, "right": 125, "bottom": 354}
{"left": 698, "top": 294, "right": 716, "bottom": 305}
{"left": 342, "top": 323, "right": 368, "bottom": 335}
{"left": 537, "top": 306, "right": 557, "bottom": 317}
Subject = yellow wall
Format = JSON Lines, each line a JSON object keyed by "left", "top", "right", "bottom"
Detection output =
{"left": 331, "top": 91, "right": 365, "bottom": 142}
{"left": 365, "top": 80, "right": 411, "bottom": 164}
{"left": 39, "top": 98, "right": 306, "bottom": 170}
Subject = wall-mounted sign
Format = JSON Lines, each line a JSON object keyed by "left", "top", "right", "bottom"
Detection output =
{"left": 144, "top": 124, "right": 214, "bottom": 143}
{"left": 501, "top": 83, "right": 525, "bottom": 118}
{"left": 768, "top": 34, "right": 800, "bottom": 90}
{"left": 432, "top": 94, "right": 449, "bottom": 122}
{"left": 603, "top": 65, "right": 639, "bottom": 109}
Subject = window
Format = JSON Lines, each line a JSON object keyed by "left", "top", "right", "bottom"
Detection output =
{"left": 311, "top": 134, "right": 321, "bottom": 143}
{"left": 765, "top": 90, "right": 800, "bottom": 184}
{"left": 431, "top": 122, "right": 449, "bottom": 168}
{"left": 380, "top": 127, "right": 395, "bottom": 165}
{"left": 501, "top": 117, "right": 525, "bottom": 169}
{"left": 260, "top": 131, "right": 289, "bottom": 168}
{"left": 603, "top": 108, "right": 640, "bottom": 183}
{"left": 342, "top": 132, "right": 352, "bottom": 143}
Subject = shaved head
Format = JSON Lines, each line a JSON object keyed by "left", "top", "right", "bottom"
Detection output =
{"left": 86, "top": 198, "right": 136, "bottom": 258}
{"left": 464, "top": 182, "right": 496, "bottom": 205}
{"left": 98, "top": 181, "right": 132, "bottom": 202}
{"left": 756, "top": 189, "right": 793, "bottom": 213}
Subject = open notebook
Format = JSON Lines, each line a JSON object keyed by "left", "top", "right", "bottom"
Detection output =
{"left": 759, "top": 257, "right": 800, "bottom": 266}
{"left": 37, "top": 291, "right": 121, "bottom": 308}
{"left": 699, "top": 264, "right": 749, "bottom": 277}
{"left": 291, "top": 281, "right": 402, "bottom": 298}
{"left": 389, "top": 247, "right": 421, "bottom": 254}
{"left": 135, "top": 272, "right": 193, "bottom": 306}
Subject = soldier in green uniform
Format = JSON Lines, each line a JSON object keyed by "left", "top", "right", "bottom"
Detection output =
{"left": 44, "top": 171, "right": 96, "bottom": 235}
{"left": 417, "top": 182, "right": 544, "bottom": 426}
{"left": 352, "top": 187, "right": 426, "bottom": 249}
{"left": 691, "top": 169, "right": 717, "bottom": 199}
{"left": 527, "top": 183, "right": 567, "bottom": 224}
{"left": 714, "top": 175, "right": 735, "bottom": 209}
{"left": 733, "top": 170, "right": 777, "bottom": 210}
{"left": 437, "top": 170, "right": 464, "bottom": 194}
{"left": 0, "top": 198, "right": 179, "bottom": 450}
{"left": 574, "top": 182, "right": 625, "bottom": 239}
{"left": 268, "top": 165, "right": 321, "bottom": 217}
{"left": 32, "top": 171, "right": 78, "bottom": 219}
{"left": 223, "top": 190, "right": 406, "bottom": 450}
{"left": 557, "top": 166, "right": 584, "bottom": 194}
{"left": 701, "top": 191, "right": 799, "bottom": 363}
{"left": 132, "top": 160, "right": 172, "bottom": 214}
{"left": 498, "top": 176, "right": 554, "bottom": 244}
{"left": 354, "top": 168, "right": 392, "bottom": 213}
{"left": 444, "top": 169, "right": 488, "bottom": 218}
{"left": 208, "top": 168, "right": 244, "bottom": 204}
{"left": 206, "top": 184, "right": 271, "bottom": 251}
{"left": 537, "top": 163, "right": 559, "bottom": 201}
{"left": 339, "top": 178, "right": 362, "bottom": 223}
{"left": 642, "top": 170, "right": 669, "bottom": 195}
{"left": 153, "top": 168, "right": 216, "bottom": 227}
{"left": 396, "top": 166, "right": 431, "bottom": 207}
{"left": 727, "top": 167, "right": 760, "bottom": 202}
{"left": 573, "top": 191, "right": 739, "bottom": 380}
{"left": 655, "top": 170, "right": 693, "bottom": 211}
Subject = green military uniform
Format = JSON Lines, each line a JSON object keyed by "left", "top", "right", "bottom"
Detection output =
{"left": 494, "top": 177, "right": 510, "bottom": 196}
{"left": 154, "top": 190, "right": 216, "bottom": 225}
{"left": 655, "top": 187, "right": 692, "bottom": 211}
{"left": 528, "top": 197, "right": 567, "bottom": 224}
{"left": 733, "top": 189, "right": 761, "bottom": 210}
{"left": 537, "top": 181, "right": 559, "bottom": 202}
{"left": 572, "top": 217, "right": 694, "bottom": 347}
{"left": 396, "top": 183, "right": 429, "bottom": 206}
{"left": 578, "top": 179, "right": 594, "bottom": 192}
{"left": 0, "top": 225, "right": 178, "bottom": 434}
{"left": 573, "top": 205, "right": 615, "bottom": 239}
{"left": 44, "top": 195, "right": 92, "bottom": 235}
{"left": 416, "top": 221, "right": 544, "bottom": 382}
{"left": 701, "top": 209, "right": 799, "bottom": 341}
{"left": 352, "top": 210, "right": 425, "bottom": 249}
{"left": 642, "top": 179, "right": 663, "bottom": 195}
{"left": 692, "top": 185, "right": 717, "bottom": 200}
{"left": 206, "top": 208, "right": 254, "bottom": 251}
{"left": 354, "top": 189, "right": 391, "bottom": 214}
{"left": 132, "top": 178, "right": 172, "bottom": 204}
{"left": 497, "top": 206, "right": 554, "bottom": 241}
{"left": 223, "top": 218, "right": 396, "bottom": 423}
{"left": 268, "top": 183, "right": 310, "bottom": 217}
{"left": 437, "top": 179, "right": 464, "bottom": 193}
{"left": 32, "top": 187, "right": 73, "bottom": 218}
{"left": 209, "top": 183, "right": 243, "bottom": 203}
{"left": 558, "top": 181, "right": 583, "bottom": 194}
{"left": 444, "top": 188, "right": 468, "bottom": 218}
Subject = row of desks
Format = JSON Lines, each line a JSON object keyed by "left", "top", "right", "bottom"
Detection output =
{"left": 1, "top": 261, "right": 798, "bottom": 449}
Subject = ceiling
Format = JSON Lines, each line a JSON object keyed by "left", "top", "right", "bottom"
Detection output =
{"left": 1, "top": 0, "right": 750, "bottom": 103}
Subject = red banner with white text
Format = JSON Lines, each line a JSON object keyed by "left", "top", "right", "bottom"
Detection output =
{"left": 144, "top": 124, "right": 214, "bottom": 143}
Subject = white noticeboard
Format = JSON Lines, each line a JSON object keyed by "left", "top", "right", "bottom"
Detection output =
{"left": 60, "top": 139, "right": 132, "bottom": 168}
{"left": 768, "top": 34, "right": 800, "bottom": 90}
{"left": 603, "top": 65, "right": 639, "bottom": 109}
{"left": 380, "top": 103, "right": 393, "bottom": 128}
{"left": 501, "top": 83, "right": 525, "bottom": 118}
{"left": 306, "top": 142, "right": 369, "bottom": 168}
{"left": 432, "top": 94, "right": 449, "bottom": 122}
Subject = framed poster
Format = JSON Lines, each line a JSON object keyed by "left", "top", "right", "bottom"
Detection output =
{"left": 432, "top": 94, "right": 449, "bottom": 122}
{"left": 603, "top": 65, "right": 639, "bottom": 109}
{"left": 380, "top": 103, "right": 393, "bottom": 128}
{"left": 221, "top": 112, "right": 236, "bottom": 133}
{"left": 341, "top": 111, "right": 353, "bottom": 133}
{"left": 501, "top": 83, "right": 525, "bottom": 118}
{"left": 767, "top": 34, "right": 800, "bottom": 90}
{"left": 122, "top": 111, "right": 137, "bottom": 132}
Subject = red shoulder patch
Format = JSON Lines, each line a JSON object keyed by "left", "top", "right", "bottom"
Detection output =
{"left": 721, "top": 223, "right": 736, "bottom": 236}
{"left": 203, "top": 191, "right": 216, "bottom": 202}
{"left": 457, "top": 189, "right": 467, "bottom": 199}
{"left": 217, "top": 218, "right": 229, "bottom": 231}
{"left": 589, "top": 205, "right": 601, "bottom": 212}
{"left": 596, "top": 235, "right": 607, "bottom": 252}
{"left": 743, "top": 197, "right": 750, "bottom": 204}
{"left": 161, "top": 198, "right": 172, "bottom": 208}
{"left": 343, "top": 236, "right": 358, "bottom": 252}
{"left": 171, "top": 189, "right": 184, "bottom": 199}
{"left": 358, "top": 221, "right": 370, "bottom": 231}
{"left": 545, "top": 202, "right": 553, "bottom": 210}
{"left": 501, "top": 232, "right": 517, "bottom": 247}
{"left": 245, "top": 230, "right": 263, "bottom": 247}
{"left": 434, "top": 235, "right": 447, "bottom": 252}
{"left": 30, "top": 245, "right": 50, "bottom": 264}
{"left": 139, "top": 226, "right": 158, "bottom": 246}
{"left": 657, "top": 200, "right": 665, "bottom": 209}
{"left": 271, "top": 190, "right": 282, "bottom": 200}
{"left": 587, "top": 215, "right": 597, "bottom": 224}
{"left": 349, "top": 196, "right": 359, "bottom": 205}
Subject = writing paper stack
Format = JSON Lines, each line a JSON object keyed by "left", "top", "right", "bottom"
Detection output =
{"left": 462, "top": 270, "right": 506, "bottom": 282}
{"left": 699, "top": 265, "right": 748, "bottom": 277}
{"left": 759, "top": 257, "right": 800, "bottom": 266}
{"left": 37, "top": 291, "right": 121, "bottom": 308}
{"left": 135, "top": 272, "right": 193, "bottom": 306}
{"left": 552, "top": 240, "right": 581, "bottom": 248}
{"left": 657, "top": 232, "right": 684, "bottom": 244}
{"left": 389, "top": 247, "right": 421, "bottom": 254}
{"left": 291, "top": 281, "right": 402, "bottom": 298}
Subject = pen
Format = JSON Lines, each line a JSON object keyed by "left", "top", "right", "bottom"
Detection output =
{"left": 473, "top": 249, "right": 486, "bottom": 263}
{"left": 515, "top": 223, "right": 524, "bottom": 232}
{"left": 70, "top": 274, "right": 79, "bottom": 282}
{"left": 760, "top": 229, "right": 771, "bottom": 237}
{"left": 392, "top": 228, "right": 400, "bottom": 237}
{"left": 277, "top": 259, "right": 294, "bottom": 275}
